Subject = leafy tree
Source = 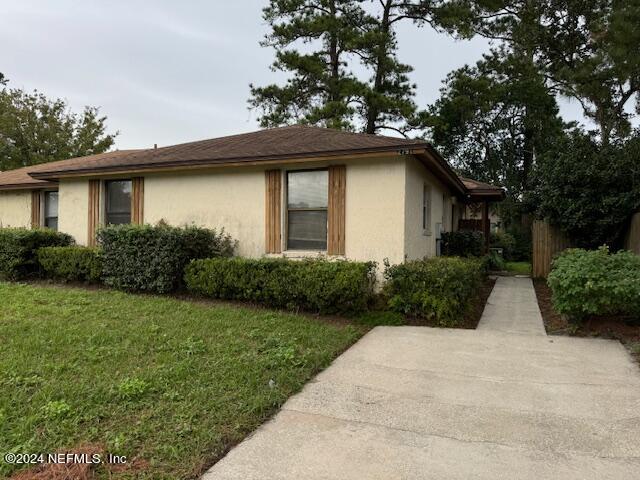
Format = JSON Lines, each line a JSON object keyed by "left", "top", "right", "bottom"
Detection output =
{"left": 0, "top": 86, "right": 117, "bottom": 171}
{"left": 539, "top": 0, "right": 640, "bottom": 145}
{"left": 530, "top": 129, "right": 640, "bottom": 248}
{"left": 425, "top": 50, "right": 564, "bottom": 200}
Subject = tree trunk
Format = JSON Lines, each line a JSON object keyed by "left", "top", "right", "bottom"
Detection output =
{"left": 366, "top": 0, "right": 392, "bottom": 134}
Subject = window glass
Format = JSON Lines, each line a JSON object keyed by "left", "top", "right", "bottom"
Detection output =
{"left": 287, "top": 170, "right": 328, "bottom": 250}
{"left": 44, "top": 191, "right": 58, "bottom": 231}
{"left": 106, "top": 180, "right": 132, "bottom": 225}
{"left": 287, "top": 170, "right": 328, "bottom": 208}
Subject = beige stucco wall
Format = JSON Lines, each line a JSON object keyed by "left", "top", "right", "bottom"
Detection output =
{"left": 144, "top": 168, "right": 266, "bottom": 257}
{"left": 0, "top": 190, "right": 31, "bottom": 228}
{"left": 344, "top": 157, "right": 406, "bottom": 269}
{"left": 403, "top": 155, "right": 452, "bottom": 260}
{"left": 49, "top": 155, "right": 446, "bottom": 277}
{"left": 58, "top": 179, "right": 89, "bottom": 245}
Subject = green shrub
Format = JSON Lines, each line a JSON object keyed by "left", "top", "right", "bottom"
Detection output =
{"left": 0, "top": 228, "right": 73, "bottom": 280}
{"left": 490, "top": 232, "right": 516, "bottom": 260}
{"left": 98, "top": 223, "right": 236, "bottom": 293}
{"left": 37, "top": 246, "right": 102, "bottom": 283}
{"left": 547, "top": 246, "right": 640, "bottom": 321}
{"left": 484, "top": 250, "right": 506, "bottom": 271}
{"left": 383, "top": 257, "right": 485, "bottom": 327}
{"left": 508, "top": 228, "right": 532, "bottom": 261}
{"left": 441, "top": 231, "right": 484, "bottom": 257}
{"left": 185, "top": 257, "right": 375, "bottom": 315}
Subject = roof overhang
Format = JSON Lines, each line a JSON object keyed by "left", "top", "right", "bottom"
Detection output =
{"left": 415, "top": 148, "right": 467, "bottom": 196}
{"left": 28, "top": 145, "right": 430, "bottom": 181}
{"left": 0, "top": 182, "right": 57, "bottom": 192}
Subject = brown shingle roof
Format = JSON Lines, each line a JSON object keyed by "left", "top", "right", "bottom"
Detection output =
{"left": 0, "top": 150, "right": 141, "bottom": 190}
{"left": 29, "top": 125, "right": 428, "bottom": 179}
{"left": 460, "top": 177, "right": 505, "bottom": 199}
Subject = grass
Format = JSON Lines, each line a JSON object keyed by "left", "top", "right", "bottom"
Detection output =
{"left": 504, "top": 261, "right": 531, "bottom": 275}
{"left": 0, "top": 282, "right": 364, "bottom": 479}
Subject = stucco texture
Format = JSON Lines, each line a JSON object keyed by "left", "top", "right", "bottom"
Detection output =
{"left": 144, "top": 168, "right": 265, "bottom": 257}
{"left": 41, "top": 155, "right": 455, "bottom": 273}
{"left": 0, "top": 191, "right": 31, "bottom": 228}
{"left": 403, "top": 155, "right": 452, "bottom": 260}
{"left": 58, "top": 180, "right": 89, "bottom": 245}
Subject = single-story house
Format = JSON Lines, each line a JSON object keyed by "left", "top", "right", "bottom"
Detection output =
{"left": 0, "top": 126, "right": 504, "bottom": 271}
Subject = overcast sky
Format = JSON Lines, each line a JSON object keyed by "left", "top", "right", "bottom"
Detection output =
{"left": 0, "top": 0, "right": 590, "bottom": 150}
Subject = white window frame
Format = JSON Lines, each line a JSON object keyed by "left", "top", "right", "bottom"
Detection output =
{"left": 284, "top": 168, "right": 329, "bottom": 252}
{"left": 422, "top": 183, "right": 432, "bottom": 236}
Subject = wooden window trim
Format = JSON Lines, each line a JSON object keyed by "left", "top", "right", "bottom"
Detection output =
{"left": 132, "top": 177, "right": 144, "bottom": 225}
{"left": 327, "top": 165, "right": 346, "bottom": 255}
{"left": 265, "top": 169, "right": 282, "bottom": 253}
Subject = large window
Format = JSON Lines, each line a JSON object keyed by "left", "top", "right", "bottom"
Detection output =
{"left": 105, "top": 180, "right": 132, "bottom": 225}
{"left": 287, "top": 170, "right": 328, "bottom": 250}
{"left": 44, "top": 191, "right": 58, "bottom": 230}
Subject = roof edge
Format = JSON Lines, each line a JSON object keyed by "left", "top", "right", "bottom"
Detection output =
{"left": 29, "top": 144, "right": 429, "bottom": 180}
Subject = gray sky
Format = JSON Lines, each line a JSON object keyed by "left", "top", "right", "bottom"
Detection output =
{"left": 0, "top": 0, "right": 589, "bottom": 150}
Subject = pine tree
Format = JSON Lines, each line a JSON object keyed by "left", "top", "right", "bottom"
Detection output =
{"left": 249, "top": 0, "right": 367, "bottom": 130}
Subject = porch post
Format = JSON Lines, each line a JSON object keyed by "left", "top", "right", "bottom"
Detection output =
{"left": 482, "top": 200, "right": 490, "bottom": 253}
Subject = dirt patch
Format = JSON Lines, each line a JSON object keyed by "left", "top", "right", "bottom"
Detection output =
{"left": 533, "top": 279, "right": 640, "bottom": 365}
{"left": 405, "top": 277, "right": 496, "bottom": 329}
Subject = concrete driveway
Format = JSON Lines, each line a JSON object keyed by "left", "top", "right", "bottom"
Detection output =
{"left": 204, "top": 278, "right": 640, "bottom": 479}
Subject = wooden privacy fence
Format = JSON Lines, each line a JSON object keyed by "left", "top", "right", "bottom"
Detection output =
{"left": 532, "top": 220, "right": 572, "bottom": 278}
{"left": 625, "top": 212, "right": 640, "bottom": 255}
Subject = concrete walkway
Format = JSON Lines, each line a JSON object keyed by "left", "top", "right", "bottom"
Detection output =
{"left": 478, "top": 276, "right": 547, "bottom": 335}
{"left": 204, "top": 277, "right": 640, "bottom": 480}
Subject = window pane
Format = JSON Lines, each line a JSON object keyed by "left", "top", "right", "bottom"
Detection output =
{"left": 287, "top": 170, "right": 328, "bottom": 208}
{"left": 287, "top": 210, "right": 327, "bottom": 250}
{"left": 45, "top": 217, "right": 58, "bottom": 231}
{"left": 106, "top": 180, "right": 132, "bottom": 225}
{"left": 45, "top": 191, "right": 58, "bottom": 218}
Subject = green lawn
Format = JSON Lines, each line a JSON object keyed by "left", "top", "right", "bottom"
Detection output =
{"left": 0, "top": 282, "right": 363, "bottom": 479}
{"left": 504, "top": 261, "right": 531, "bottom": 275}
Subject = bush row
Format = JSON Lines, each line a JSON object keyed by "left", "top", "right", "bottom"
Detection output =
{"left": 0, "top": 228, "right": 73, "bottom": 280}
{"left": 98, "top": 223, "right": 236, "bottom": 293}
{"left": 185, "top": 257, "right": 376, "bottom": 315}
{"left": 441, "top": 230, "right": 484, "bottom": 257}
{"left": 547, "top": 247, "right": 640, "bottom": 321}
{"left": 37, "top": 246, "right": 102, "bottom": 283}
{"left": 383, "top": 256, "right": 485, "bottom": 327}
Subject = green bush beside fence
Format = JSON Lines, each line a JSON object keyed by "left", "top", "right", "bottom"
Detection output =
{"left": 37, "top": 246, "right": 102, "bottom": 283}
{"left": 441, "top": 231, "right": 484, "bottom": 257}
{"left": 547, "top": 247, "right": 640, "bottom": 321}
{"left": 98, "top": 224, "right": 236, "bottom": 293}
{"left": 383, "top": 256, "right": 485, "bottom": 327}
{"left": 185, "top": 257, "right": 375, "bottom": 315}
{"left": 0, "top": 228, "right": 73, "bottom": 280}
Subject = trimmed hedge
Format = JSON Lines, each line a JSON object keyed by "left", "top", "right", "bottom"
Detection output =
{"left": 184, "top": 257, "right": 375, "bottom": 314}
{"left": 0, "top": 228, "right": 73, "bottom": 280}
{"left": 383, "top": 256, "right": 485, "bottom": 327}
{"left": 98, "top": 223, "right": 236, "bottom": 293}
{"left": 37, "top": 246, "right": 102, "bottom": 283}
{"left": 547, "top": 247, "right": 640, "bottom": 321}
{"left": 441, "top": 231, "right": 484, "bottom": 257}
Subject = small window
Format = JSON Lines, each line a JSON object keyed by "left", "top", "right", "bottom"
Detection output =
{"left": 287, "top": 170, "right": 328, "bottom": 250}
{"left": 105, "top": 180, "right": 132, "bottom": 225}
{"left": 44, "top": 191, "right": 58, "bottom": 230}
{"left": 422, "top": 184, "right": 432, "bottom": 234}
